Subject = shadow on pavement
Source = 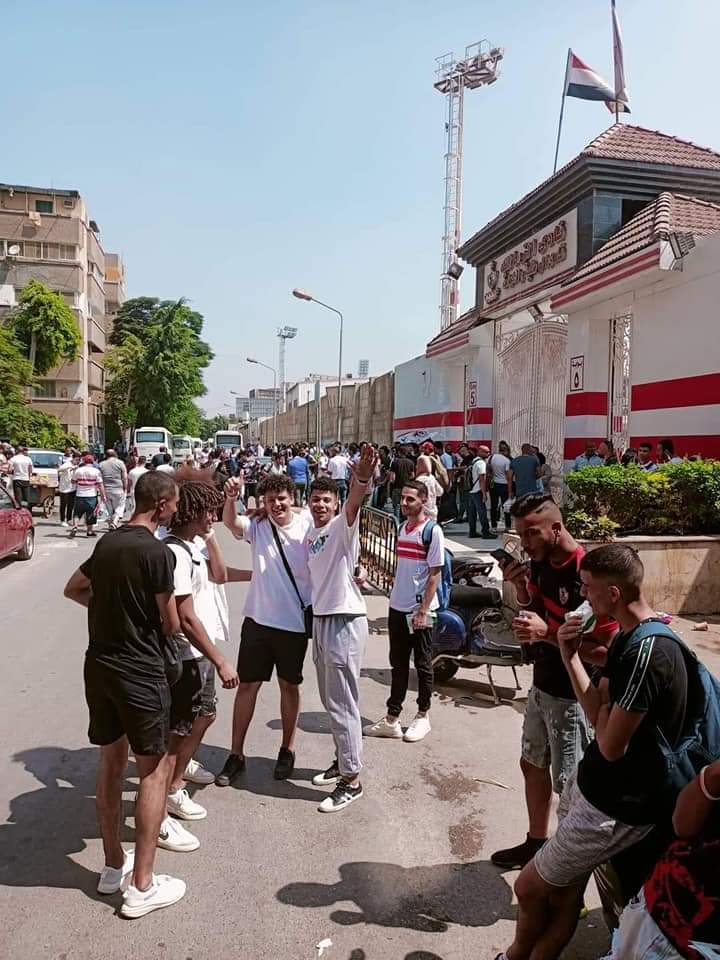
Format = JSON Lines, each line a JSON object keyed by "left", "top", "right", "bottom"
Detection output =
{"left": 0, "top": 745, "right": 126, "bottom": 901}
{"left": 199, "top": 745, "right": 326, "bottom": 803}
{"left": 265, "top": 711, "right": 374, "bottom": 736}
{"left": 362, "top": 667, "right": 523, "bottom": 711}
{"left": 277, "top": 859, "right": 515, "bottom": 932}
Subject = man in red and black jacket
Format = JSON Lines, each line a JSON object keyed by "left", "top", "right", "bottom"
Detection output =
{"left": 491, "top": 492, "right": 617, "bottom": 870}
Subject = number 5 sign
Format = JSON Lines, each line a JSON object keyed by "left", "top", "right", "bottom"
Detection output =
{"left": 468, "top": 380, "right": 478, "bottom": 408}
{"left": 570, "top": 356, "right": 584, "bottom": 393}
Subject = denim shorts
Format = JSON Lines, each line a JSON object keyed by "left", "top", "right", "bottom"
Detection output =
{"left": 521, "top": 685, "right": 590, "bottom": 795}
{"left": 601, "top": 891, "right": 684, "bottom": 960}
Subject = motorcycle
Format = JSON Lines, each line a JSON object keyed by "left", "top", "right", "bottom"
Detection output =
{"left": 431, "top": 556, "right": 525, "bottom": 704}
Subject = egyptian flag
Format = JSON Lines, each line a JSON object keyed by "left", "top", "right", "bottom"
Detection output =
{"left": 565, "top": 50, "right": 630, "bottom": 113}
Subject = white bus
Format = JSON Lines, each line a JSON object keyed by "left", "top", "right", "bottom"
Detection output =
{"left": 171, "top": 434, "right": 193, "bottom": 465}
{"left": 133, "top": 426, "right": 172, "bottom": 462}
{"left": 213, "top": 430, "right": 244, "bottom": 451}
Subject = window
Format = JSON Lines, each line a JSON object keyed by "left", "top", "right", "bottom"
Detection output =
{"left": 31, "top": 381, "right": 57, "bottom": 399}
{"left": 0, "top": 488, "right": 15, "bottom": 511}
{"left": 35, "top": 199, "right": 54, "bottom": 214}
{"left": 29, "top": 451, "right": 63, "bottom": 468}
{"left": 58, "top": 244, "right": 76, "bottom": 260}
{"left": 23, "top": 241, "right": 41, "bottom": 258}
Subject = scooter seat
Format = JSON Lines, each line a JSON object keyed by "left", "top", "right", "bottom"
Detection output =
{"left": 449, "top": 584, "right": 502, "bottom": 609}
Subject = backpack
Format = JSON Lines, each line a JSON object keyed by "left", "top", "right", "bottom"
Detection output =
{"left": 430, "top": 455, "right": 450, "bottom": 492}
{"left": 420, "top": 520, "right": 453, "bottom": 611}
{"left": 464, "top": 457, "right": 482, "bottom": 491}
{"left": 630, "top": 620, "right": 720, "bottom": 794}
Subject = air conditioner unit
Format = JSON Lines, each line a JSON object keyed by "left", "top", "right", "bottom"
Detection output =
{"left": 63, "top": 198, "right": 74, "bottom": 209}
{"left": 28, "top": 211, "right": 41, "bottom": 226}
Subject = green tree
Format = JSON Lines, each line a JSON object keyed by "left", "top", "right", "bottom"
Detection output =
{"left": 105, "top": 297, "right": 213, "bottom": 437}
{"left": 0, "top": 325, "right": 81, "bottom": 448}
{"left": 199, "top": 414, "right": 230, "bottom": 439}
{"left": 11, "top": 279, "right": 81, "bottom": 375}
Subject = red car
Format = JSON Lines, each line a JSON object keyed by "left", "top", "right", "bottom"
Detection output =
{"left": 0, "top": 484, "right": 34, "bottom": 561}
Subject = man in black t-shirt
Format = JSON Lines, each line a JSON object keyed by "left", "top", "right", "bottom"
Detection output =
{"left": 64, "top": 471, "right": 187, "bottom": 919}
{"left": 492, "top": 493, "right": 616, "bottom": 871}
{"left": 497, "top": 543, "right": 690, "bottom": 960}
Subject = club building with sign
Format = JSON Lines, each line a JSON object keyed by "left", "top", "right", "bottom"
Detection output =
{"left": 395, "top": 124, "right": 720, "bottom": 471}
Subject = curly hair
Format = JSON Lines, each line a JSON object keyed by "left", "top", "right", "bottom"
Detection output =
{"left": 257, "top": 473, "right": 296, "bottom": 497}
{"left": 172, "top": 467, "right": 225, "bottom": 526}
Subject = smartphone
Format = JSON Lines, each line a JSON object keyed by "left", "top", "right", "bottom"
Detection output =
{"left": 491, "top": 548, "right": 516, "bottom": 565}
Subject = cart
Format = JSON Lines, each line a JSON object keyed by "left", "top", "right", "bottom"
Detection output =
{"left": 28, "top": 478, "right": 57, "bottom": 518}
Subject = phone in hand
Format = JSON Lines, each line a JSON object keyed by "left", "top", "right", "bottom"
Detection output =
{"left": 491, "top": 548, "right": 516, "bottom": 566}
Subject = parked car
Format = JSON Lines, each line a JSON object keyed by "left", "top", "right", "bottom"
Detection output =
{"left": 27, "top": 449, "right": 64, "bottom": 517}
{"left": 0, "top": 485, "right": 34, "bottom": 561}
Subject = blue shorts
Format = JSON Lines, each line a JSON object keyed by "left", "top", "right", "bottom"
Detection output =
{"left": 73, "top": 496, "right": 98, "bottom": 525}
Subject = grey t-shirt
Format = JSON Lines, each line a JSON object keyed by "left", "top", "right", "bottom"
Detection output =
{"left": 99, "top": 457, "right": 127, "bottom": 492}
{"left": 510, "top": 455, "right": 540, "bottom": 497}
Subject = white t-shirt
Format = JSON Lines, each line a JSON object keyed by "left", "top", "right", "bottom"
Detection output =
{"left": 416, "top": 474, "right": 444, "bottom": 521}
{"left": 470, "top": 457, "right": 487, "bottom": 495}
{"left": 390, "top": 518, "right": 445, "bottom": 613}
{"left": 9, "top": 454, "right": 33, "bottom": 481}
{"left": 317, "top": 454, "right": 329, "bottom": 475}
{"left": 328, "top": 455, "right": 350, "bottom": 481}
{"left": 238, "top": 511, "right": 313, "bottom": 634}
{"left": 165, "top": 535, "right": 220, "bottom": 660}
{"left": 488, "top": 453, "right": 511, "bottom": 485}
{"left": 128, "top": 465, "right": 148, "bottom": 493}
{"left": 156, "top": 463, "right": 175, "bottom": 473}
{"left": 58, "top": 459, "right": 77, "bottom": 494}
{"left": 307, "top": 507, "right": 366, "bottom": 617}
{"left": 74, "top": 464, "right": 103, "bottom": 498}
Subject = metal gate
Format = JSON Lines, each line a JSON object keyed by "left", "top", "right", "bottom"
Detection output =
{"left": 608, "top": 312, "right": 633, "bottom": 455}
{"left": 493, "top": 318, "right": 568, "bottom": 481}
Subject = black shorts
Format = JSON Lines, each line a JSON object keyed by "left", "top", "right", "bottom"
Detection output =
{"left": 74, "top": 496, "right": 98, "bottom": 525}
{"left": 84, "top": 656, "right": 170, "bottom": 756}
{"left": 170, "top": 660, "right": 203, "bottom": 736}
{"left": 237, "top": 617, "right": 308, "bottom": 685}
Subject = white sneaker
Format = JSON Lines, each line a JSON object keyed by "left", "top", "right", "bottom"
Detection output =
{"left": 157, "top": 816, "right": 200, "bottom": 852}
{"left": 404, "top": 714, "right": 431, "bottom": 742}
{"left": 97, "top": 848, "right": 134, "bottom": 894}
{"left": 364, "top": 717, "right": 403, "bottom": 739}
{"left": 60, "top": 521, "right": 69, "bottom": 528}
{"left": 167, "top": 787, "right": 207, "bottom": 821}
{"left": 183, "top": 758, "right": 215, "bottom": 785}
{"left": 121, "top": 873, "right": 186, "bottom": 918}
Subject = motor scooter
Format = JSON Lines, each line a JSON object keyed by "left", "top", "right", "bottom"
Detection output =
{"left": 431, "top": 556, "right": 524, "bottom": 704}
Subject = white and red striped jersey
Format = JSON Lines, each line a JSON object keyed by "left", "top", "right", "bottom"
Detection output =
{"left": 73, "top": 464, "right": 103, "bottom": 498}
{"left": 389, "top": 517, "right": 445, "bottom": 613}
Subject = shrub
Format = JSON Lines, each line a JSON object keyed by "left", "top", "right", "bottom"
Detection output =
{"left": 564, "top": 462, "right": 720, "bottom": 538}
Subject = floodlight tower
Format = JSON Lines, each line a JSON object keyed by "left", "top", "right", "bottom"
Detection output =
{"left": 434, "top": 40, "right": 504, "bottom": 330}
{"left": 277, "top": 325, "right": 297, "bottom": 412}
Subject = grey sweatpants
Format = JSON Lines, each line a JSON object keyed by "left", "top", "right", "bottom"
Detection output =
{"left": 313, "top": 614, "right": 368, "bottom": 779}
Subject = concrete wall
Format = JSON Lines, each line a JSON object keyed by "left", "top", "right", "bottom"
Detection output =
{"left": 258, "top": 371, "right": 394, "bottom": 447}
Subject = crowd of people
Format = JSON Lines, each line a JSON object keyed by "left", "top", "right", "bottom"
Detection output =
{"left": 12, "top": 425, "right": 708, "bottom": 956}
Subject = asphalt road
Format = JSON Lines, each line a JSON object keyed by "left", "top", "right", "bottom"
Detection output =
{"left": 0, "top": 516, "right": 612, "bottom": 960}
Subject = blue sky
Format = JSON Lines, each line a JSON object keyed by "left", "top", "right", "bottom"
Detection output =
{"left": 4, "top": 0, "right": 719, "bottom": 414}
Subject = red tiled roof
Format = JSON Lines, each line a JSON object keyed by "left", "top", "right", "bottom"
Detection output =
{"left": 562, "top": 192, "right": 720, "bottom": 285}
{"left": 461, "top": 124, "right": 720, "bottom": 254}
{"left": 426, "top": 308, "right": 479, "bottom": 353}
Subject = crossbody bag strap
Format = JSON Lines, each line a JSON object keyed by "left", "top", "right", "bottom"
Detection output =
{"left": 269, "top": 520, "right": 307, "bottom": 611}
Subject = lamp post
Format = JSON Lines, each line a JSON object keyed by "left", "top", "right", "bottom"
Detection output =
{"left": 292, "top": 288, "right": 344, "bottom": 443}
{"left": 247, "top": 357, "right": 277, "bottom": 449}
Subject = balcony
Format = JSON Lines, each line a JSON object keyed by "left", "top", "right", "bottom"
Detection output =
{"left": 87, "top": 317, "right": 106, "bottom": 352}
{"left": 88, "top": 359, "right": 104, "bottom": 392}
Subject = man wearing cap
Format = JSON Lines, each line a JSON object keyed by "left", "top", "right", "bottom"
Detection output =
{"left": 467, "top": 445, "right": 494, "bottom": 540}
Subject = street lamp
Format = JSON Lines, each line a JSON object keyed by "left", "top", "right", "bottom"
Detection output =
{"left": 247, "top": 356, "right": 278, "bottom": 449}
{"left": 292, "top": 288, "right": 344, "bottom": 443}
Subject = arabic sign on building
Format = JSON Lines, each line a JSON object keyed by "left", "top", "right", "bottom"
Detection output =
{"left": 483, "top": 209, "right": 578, "bottom": 312}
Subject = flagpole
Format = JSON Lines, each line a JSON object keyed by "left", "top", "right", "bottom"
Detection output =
{"left": 553, "top": 48, "right": 571, "bottom": 174}
{"left": 613, "top": 1, "right": 619, "bottom": 123}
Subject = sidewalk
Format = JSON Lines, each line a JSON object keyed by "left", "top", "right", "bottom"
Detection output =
{"left": 442, "top": 518, "right": 509, "bottom": 557}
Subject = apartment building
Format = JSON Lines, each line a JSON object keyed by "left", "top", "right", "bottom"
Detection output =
{"left": 104, "top": 251, "right": 126, "bottom": 329}
{"left": 0, "top": 183, "right": 122, "bottom": 444}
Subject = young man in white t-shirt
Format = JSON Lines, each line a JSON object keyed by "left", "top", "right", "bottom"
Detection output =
{"left": 219, "top": 472, "right": 314, "bottom": 786}
{"left": 327, "top": 446, "right": 351, "bottom": 504}
{"left": 365, "top": 480, "right": 444, "bottom": 744}
{"left": 307, "top": 445, "right": 377, "bottom": 813}
{"left": 467, "top": 445, "right": 494, "bottom": 540}
{"left": 162, "top": 475, "right": 241, "bottom": 850}
{"left": 9, "top": 445, "right": 34, "bottom": 507}
{"left": 70, "top": 452, "right": 107, "bottom": 538}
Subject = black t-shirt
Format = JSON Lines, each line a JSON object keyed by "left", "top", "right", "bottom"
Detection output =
{"left": 80, "top": 525, "right": 175, "bottom": 680}
{"left": 528, "top": 546, "right": 616, "bottom": 699}
{"left": 577, "top": 622, "right": 688, "bottom": 824}
{"left": 390, "top": 457, "right": 415, "bottom": 492}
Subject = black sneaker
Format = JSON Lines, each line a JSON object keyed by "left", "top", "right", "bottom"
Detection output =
{"left": 312, "top": 761, "right": 340, "bottom": 786}
{"left": 318, "top": 780, "right": 363, "bottom": 813}
{"left": 214, "top": 753, "right": 246, "bottom": 787}
{"left": 87, "top": 529, "right": 97, "bottom": 537}
{"left": 274, "top": 747, "right": 295, "bottom": 780}
{"left": 69, "top": 528, "right": 77, "bottom": 539}
{"left": 491, "top": 834, "right": 547, "bottom": 869}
